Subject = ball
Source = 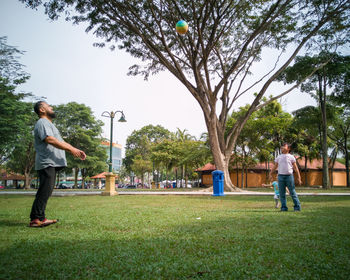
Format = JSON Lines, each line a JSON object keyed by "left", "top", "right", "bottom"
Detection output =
{"left": 176, "top": 20, "right": 188, "bottom": 35}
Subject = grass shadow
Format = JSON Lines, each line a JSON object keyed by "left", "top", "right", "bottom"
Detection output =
{"left": 0, "top": 219, "right": 28, "bottom": 227}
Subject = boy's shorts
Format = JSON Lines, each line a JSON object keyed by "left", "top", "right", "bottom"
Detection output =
{"left": 274, "top": 194, "right": 279, "bottom": 200}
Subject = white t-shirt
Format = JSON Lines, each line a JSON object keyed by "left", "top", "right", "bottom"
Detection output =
{"left": 275, "top": 153, "right": 296, "bottom": 175}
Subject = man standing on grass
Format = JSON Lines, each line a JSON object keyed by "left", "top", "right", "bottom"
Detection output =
{"left": 29, "top": 101, "right": 86, "bottom": 227}
{"left": 269, "top": 143, "right": 302, "bottom": 212}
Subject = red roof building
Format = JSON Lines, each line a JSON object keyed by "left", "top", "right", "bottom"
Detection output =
{"left": 196, "top": 157, "right": 347, "bottom": 187}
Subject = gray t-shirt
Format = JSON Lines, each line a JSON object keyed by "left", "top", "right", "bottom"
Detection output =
{"left": 34, "top": 118, "right": 67, "bottom": 170}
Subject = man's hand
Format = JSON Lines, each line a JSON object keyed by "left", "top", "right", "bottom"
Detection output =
{"left": 70, "top": 148, "right": 86, "bottom": 160}
{"left": 297, "top": 177, "right": 302, "bottom": 186}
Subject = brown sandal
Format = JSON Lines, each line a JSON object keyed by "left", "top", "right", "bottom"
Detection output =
{"left": 29, "top": 219, "right": 43, "bottom": 227}
{"left": 41, "top": 218, "right": 58, "bottom": 227}
{"left": 29, "top": 218, "right": 58, "bottom": 227}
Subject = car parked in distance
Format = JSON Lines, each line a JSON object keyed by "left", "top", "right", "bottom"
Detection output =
{"left": 124, "top": 184, "right": 136, "bottom": 189}
{"left": 58, "top": 182, "right": 74, "bottom": 189}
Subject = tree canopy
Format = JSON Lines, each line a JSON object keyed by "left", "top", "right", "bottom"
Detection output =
{"left": 279, "top": 52, "right": 350, "bottom": 188}
{"left": 53, "top": 102, "right": 107, "bottom": 185}
{"left": 124, "top": 124, "right": 172, "bottom": 172}
{"left": 0, "top": 37, "right": 32, "bottom": 164}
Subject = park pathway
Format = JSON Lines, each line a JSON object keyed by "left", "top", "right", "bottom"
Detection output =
{"left": 1, "top": 190, "right": 350, "bottom": 196}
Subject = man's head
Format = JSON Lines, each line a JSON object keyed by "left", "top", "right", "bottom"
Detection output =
{"left": 281, "top": 143, "right": 291, "bottom": 154}
{"left": 34, "top": 101, "right": 56, "bottom": 119}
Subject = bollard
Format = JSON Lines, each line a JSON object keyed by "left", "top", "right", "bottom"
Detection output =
{"left": 101, "top": 172, "right": 118, "bottom": 196}
{"left": 212, "top": 170, "right": 225, "bottom": 196}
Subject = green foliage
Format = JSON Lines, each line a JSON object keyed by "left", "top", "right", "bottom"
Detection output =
{"left": 0, "top": 36, "right": 30, "bottom": 85}
{"left": 150, "top": 130, "right": 211, "bottom": 181}
{"left": 291, "top": 106, "right": 321, "bottom": 156}
{"left": 0, "top": 38, "right": 32, "bottom": 164}
{"left": 151, "top": 139, "right": 179, "bottom": 171}
{"left": 1, "top": 195, "right": 350, "bottom": 279}
{"left": 279, "top": 52, "right": 350, "bottom": 188}
{"left": 279, "top": 52, "right": 350, "bottom": 101}
{"left": 178, "top": 140, "right": 212, "bottom": 171}
{"left": 131, "top": 155, "right": 152, "bottom": 184}
{"left": 19, "top": 1, "right": 350, "bottom": 80}
{"left": 5, "top": 102, "right": 37, "bottom": 186}
{"left": 330, "top": 55, "right": 350, "bottom": 106}
{"left": 227, "top": 100, "right": 293, "bottom": 164}
{"left": 327, "top": 104, "right": 350, "bottom": 187}
{"left": 52, "top": 102, "right": 107, "bottom": 180}
{"left": 124, "top": 125, "right": 172, "bottom": 172}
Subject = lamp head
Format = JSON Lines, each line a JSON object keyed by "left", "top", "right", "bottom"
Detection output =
{"left": 118, "top": 113, "right": 127, "bottom": 122}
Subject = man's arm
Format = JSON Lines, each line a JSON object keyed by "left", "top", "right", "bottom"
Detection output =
{"left": 45, "top": 136, "right": 86, "bottom": 160}
{"left": 292, "top": 162, "right": 302, "bottom": 185}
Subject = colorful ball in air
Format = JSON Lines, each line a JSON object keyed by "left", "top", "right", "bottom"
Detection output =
{"left": 176, "top": 20, "right": 189, "bottom": 35}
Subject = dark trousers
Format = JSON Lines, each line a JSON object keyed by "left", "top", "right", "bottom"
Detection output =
{"left": 30, "top": 167, "right": 57, "bottom": 221}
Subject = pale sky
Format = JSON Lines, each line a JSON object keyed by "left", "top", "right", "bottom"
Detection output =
{"left": 1, "top": 0, "right": 316, "bottom": 153}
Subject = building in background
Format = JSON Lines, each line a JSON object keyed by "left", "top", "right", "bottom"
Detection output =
{"left": 101, "top": 141, "right": 123, "bottom": 172}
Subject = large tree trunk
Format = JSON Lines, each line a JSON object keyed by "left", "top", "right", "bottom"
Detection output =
{"left": 304, "top": 156, "right": 308, "bottom": 187}
{"left": 24, "top": 171, "right": 31, "bottom": 189}
{"left": 343, "top": 131, "right": 350, "bottom": 188}
{"left": 208, "top": 129, "right": 237, "bottom": 191}
{"left": 74, "top": 168, "right": 79, "bottom": 188}
{"left": 345, "top": 148, "right": 350, "bottom": 188}
{"left": 206, "top": 113, "right": 241, "bottom": 192}
{"left": 319, "top": 75, "right": 330, "bottom": 189}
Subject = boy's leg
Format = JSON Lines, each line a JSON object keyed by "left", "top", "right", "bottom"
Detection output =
{"left": 30, "top": 167, "right": 56, "bottom": 221}
{"left": 274, "top": 194, "right": 279, "bottom": 208}
{"left": 278, "top": 175, "right": 288, "bottom": 211}
{"left": 286, "top": 175, "right": 301, "bottom": 211}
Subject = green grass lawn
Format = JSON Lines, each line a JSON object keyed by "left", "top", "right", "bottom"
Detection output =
{"left": 1, "top": 195, "right": 350, "bottom": 279}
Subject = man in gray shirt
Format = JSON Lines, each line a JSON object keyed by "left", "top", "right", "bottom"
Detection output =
{"left": 29, "top": 101, "right": 86, "bottom": 227}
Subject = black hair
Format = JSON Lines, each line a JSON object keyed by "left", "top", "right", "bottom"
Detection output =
{"left": 282, "top": 142, "right": 292, "bottom": 151}
{"left": 34, "top": 101, "right": 44, "bottom": 116}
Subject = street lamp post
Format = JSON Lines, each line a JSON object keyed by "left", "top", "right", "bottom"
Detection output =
{"left": 101, "top": 110, "right": 126, "bottom": 196}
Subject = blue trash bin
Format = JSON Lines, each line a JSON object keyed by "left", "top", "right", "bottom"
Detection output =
{"left": 172, "top": 182, "right": 176, "bottom": 188}
{"left": 212, "top": 170, "right": 225, "bottom": 196}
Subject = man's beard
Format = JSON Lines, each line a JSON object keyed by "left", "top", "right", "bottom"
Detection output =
{"left": 47, "top": 111, "right": 56, "bottom": 119}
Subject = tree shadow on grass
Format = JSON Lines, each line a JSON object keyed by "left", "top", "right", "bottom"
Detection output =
{"left": 0, "top": 219, "right": 28, "bottom": 227}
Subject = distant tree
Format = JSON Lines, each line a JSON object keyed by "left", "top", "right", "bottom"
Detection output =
{"left": 0, "top": 36, "right": 30, "bottom": 85}
{"left": 0, "top": 37, "right": 32, "bottom": 164}
{"left": 175, "top": 128, "right": 195, "bottom": 187}
{"left": 151, "top": 139, "right": 178, "bottom": 186}
{"left": 290, "top": 107, "right": 320, "bottom": 186}
{"left": 6, "top": 102, "right": 36, "bottom": 188}
{"left": 124, "top": 125, "right": 171, "bottom": 177}
{"left": 176, "top": 136, "right": 211, "bottom": 188}
{"left": 21, "top": 0, "right": 350, "bottom": 190}
{"left": 330, "top": 56, "right": 350, "bottom": 105}
{"left": 328, "top": 103, "right": 350, "bottom": 187}
{"left": 227, "top": 100, "right": 293, "bottom": 186}
{"left": 131, "top": 155, "right": 152, "bottom": 186}
{"left": 53, "top": 102, "right": 107, "bottom": 187}
{"left": 280, "top": 52, "right": 350, "bottom": 188}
